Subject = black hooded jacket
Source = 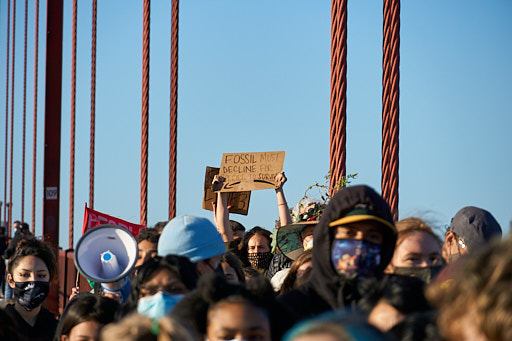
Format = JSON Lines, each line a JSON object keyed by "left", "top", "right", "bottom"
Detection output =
{"left": 277, "top": 185, "right": 397, "bottom": 321}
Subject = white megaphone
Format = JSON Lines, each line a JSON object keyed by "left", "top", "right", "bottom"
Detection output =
{"left": 74, "top": 224, "right": 138, "bottom": 302}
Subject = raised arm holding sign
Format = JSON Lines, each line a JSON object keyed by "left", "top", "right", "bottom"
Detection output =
{"left": 213, "top": 171, "right": 292, "bottom": 238}
{"left": 212, "top": 175, "right": 233, "bottom": 242}
{"left": 275, "top": 172, "right": 292, "bottom": 227}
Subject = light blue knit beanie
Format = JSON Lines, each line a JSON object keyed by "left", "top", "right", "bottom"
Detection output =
{"left": 157, "top": 215, "right": 225, "bottom": 263}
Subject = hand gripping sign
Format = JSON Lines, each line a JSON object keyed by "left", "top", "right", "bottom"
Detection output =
{"left": 202, "top": 166, "right": 251, "bottom": 215}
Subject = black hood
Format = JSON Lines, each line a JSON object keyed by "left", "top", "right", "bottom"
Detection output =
{"left": 309, "top": 185, "right": 397, "bottom": 309}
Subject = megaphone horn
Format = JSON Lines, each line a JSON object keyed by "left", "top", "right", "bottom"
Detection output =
{"left": 74, "top": 224, "right": 138, "bottom": 284}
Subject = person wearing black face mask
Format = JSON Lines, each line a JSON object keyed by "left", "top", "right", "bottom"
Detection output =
{"left": 4, "top": 237, "right": 58, "bottom": 341}
{"left": 277, "top": 185, "right": 397, "bottom": 322}
{"left": 239, "top": 226, "right": 274, "bottom": 276}
{"left": 134, "top": 227, "right": 160, "bottom": 272}
{"left": 384, "top": 218, "right": 444, "bottom": 284}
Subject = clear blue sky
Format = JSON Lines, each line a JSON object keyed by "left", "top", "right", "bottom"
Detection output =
{"left": 1, "top": 0, "right": 511, "bottom": 248}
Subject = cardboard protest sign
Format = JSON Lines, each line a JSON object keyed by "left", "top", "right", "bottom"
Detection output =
{"left": 218, "top": 151, "right": 286, "bottom": 192}
{"left": 82, "top": 204, "right": 146, "bottom": 237}
{"left": 202, "top": 166, "right": 250, "bottom": 215}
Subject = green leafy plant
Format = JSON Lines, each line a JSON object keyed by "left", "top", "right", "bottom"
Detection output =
{"left": 290, "top": 171, "right": 357, "bottom": 223}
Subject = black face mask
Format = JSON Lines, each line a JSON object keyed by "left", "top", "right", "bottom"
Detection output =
{"left": 14, "top": 281, "right": 50, "bottom": 311}
{"left": 247, "top": 252, "right": 273, "bottom": 270}
{"left": 394, "top": 265, "right": 443, "bottom": 284}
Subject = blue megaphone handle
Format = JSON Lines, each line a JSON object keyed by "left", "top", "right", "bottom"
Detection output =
{"left": 101, "top": 276, "right": 131, "bottom": 303}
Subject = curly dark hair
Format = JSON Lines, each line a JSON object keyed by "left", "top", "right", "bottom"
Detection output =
{"left": 152, "top": 221, "right": 168, "bottom": 235}
{"left": 136, "top": 227, "right": 160, "bottom": 244}
{"left": 8, "top": 237, "right": 57, "bottom": 281}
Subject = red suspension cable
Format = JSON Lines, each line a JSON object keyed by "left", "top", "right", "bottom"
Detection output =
{"left": 69, "top": 0, "right": 77, "bottom": 249}
{"left": 329, "top": 0, "right": 348, "bottom": 194}
{"left": 169, "top": 0, "right": 179, "bottom": 220}
{"left": 4, "top": 0, "right": 11, "bottom": 237}
{"left": 89, "top": 0, "right": 97, "bottom": 209}
{"left": 8, "top": 0, "right": 16, "bottom": 234}
{"left": 21, "top": 0, "right": 28, "bottom": 222}
{"left": 381, "top": 0, "right": 400, "bottom": 221}
{"left": 141, "top": 0, "right": 150, "bottom": 226}
{"left": 31, "top": 0, "right": 39, "bottom": 234}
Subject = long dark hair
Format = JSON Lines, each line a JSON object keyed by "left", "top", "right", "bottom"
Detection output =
{"left": 222, "top": 251, "right": 245, "bottom": 283}
{"left": 54, "top": 294, "right": 120, "bottom": 341}
{"left": 238, "top": 226, "right": 272, "bottom": 266}
{"left": 280, "top": 250, "right": 312, "bottom": 295}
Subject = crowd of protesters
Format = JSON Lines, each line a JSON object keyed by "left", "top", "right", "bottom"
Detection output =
{"left": 0, "top": 173, "right": 510, "bottom": 341}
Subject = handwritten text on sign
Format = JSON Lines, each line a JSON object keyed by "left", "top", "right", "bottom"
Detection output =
{"left": 202, "top": 166, "right": 251, "bottom": 215}
{"left": 219, "top": 151, "right": 286, "bottom": 192}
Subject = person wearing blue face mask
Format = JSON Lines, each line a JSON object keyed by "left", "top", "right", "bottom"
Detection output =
{"left": 278, "top": 185, "right": 397, "bottom": 323}
{"left": 118, "top": 255, "right": 198, "bottom": 320}
{"left": 137, "top": 291, "right": 183, "bottom": 320}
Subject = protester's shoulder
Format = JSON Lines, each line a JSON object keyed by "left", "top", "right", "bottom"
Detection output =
{"left": 3, "top": 303, "right": 16, "bottom": 315}
{"left": 267, "top": 252, "right": 293, "bottom": 279}
{"left": 30, "top": 307, "right": 59, "bottom": 340}
{"left": 277, "top": 283, "right": 330, "bottom": 318}
{"left": 271, "top": 252, "right": 293, "bottom": 266}
{"left": 278, "top": 282, "right": 317, "bottom": 303}
{"left": 3, "top": 304, "right": 24, "bottom": 328}
{"left": 38, "top": 306, "right": 57, "bottom": 322}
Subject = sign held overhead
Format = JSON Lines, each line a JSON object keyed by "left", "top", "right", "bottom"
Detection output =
{"left": 219, "top": 151, "right": 286, "bottom": 192}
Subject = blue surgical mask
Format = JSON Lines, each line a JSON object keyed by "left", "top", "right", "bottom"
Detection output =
{"left": 331, "top": 239, "right": 381, "bottom": 279}
{"left": 137, "top": 291, "right": 183, "bottom": 320}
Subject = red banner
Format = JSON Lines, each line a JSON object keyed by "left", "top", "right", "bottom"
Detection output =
{"left": 82, "top": 204, "right": 146, "bottom": 237}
